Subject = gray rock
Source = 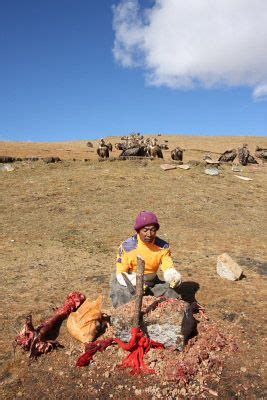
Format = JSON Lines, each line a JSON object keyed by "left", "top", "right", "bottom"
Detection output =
{"left": 147, "top": 323, "right": 184, "bottom": 349}
{"left": 110, "top": 301, "right": 196, "bottom": 350}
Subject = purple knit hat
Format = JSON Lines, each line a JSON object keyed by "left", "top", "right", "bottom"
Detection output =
{"left": 134, "top": 211, "right": 160, "bottom": 232}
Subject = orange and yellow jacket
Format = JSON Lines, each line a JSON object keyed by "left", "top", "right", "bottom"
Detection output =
{"left": 116, "top": 234, "right": 174, "bottom": 277}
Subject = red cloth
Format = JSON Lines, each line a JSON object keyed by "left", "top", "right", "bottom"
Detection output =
{"left": 76, "top": 327, "right": 164, "bottom": 374}
{"left": 115, "top": 327, "right": 164, "bottom": 374}
{"left": 76, "top": 338, "right": 114, "bottom": 367}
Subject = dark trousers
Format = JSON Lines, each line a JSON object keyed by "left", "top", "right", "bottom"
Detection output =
{"left": 109, "top": 275, "right": 180, "bottom": 308}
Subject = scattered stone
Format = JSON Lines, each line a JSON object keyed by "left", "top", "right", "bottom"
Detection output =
{"left": 232, "top": 165, "right": 242, "bottom": 172}
{"left": 160, "top": 164, "right": 177, "bottom": 171}
{"left": 205, "top": 167, "right": 220, "bottom": 176}
{"left": 234, "top": 175, "right": 253, "bottom": 181}
{"left": 177, "top": 164, "right": 190, "bottom": 170}
{"left": 217, "top": 253, "right": 243, "bottom": 281}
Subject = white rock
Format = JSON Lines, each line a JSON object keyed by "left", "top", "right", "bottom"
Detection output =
{"left": 177, "top": 164, "right": 190, "bottom": 170}
{"left": 217, "top": 253, "right": 243, "bottom": 281}
{"left": 1, "top": 163, "right": 15, "bottom": 172}
{"left": 205, "top": 167, "right": 220, "bottom": 176}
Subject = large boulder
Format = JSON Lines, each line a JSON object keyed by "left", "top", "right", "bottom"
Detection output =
{"left": 110, "top": 296, "right": 197, "bottom": 350}
{"left": 217, "top": 253, "right": 243, "bottom": 281}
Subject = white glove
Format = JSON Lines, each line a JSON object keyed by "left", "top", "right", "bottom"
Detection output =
{"left": 164, "top": 268, "right": 182, "bottom": 288}
{"left": 116, "top": 272, "right": 137, "bottom": 287}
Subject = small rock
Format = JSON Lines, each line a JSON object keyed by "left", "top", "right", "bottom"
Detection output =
{"left": 135, "top": 389, "right": 142, "bottom": 395}
{"left": 232, "top": 165, "right": 242, "bottom": 172}
{"left": 17, "top": 392, "right": 23, "bottom": 397}
{"left": 59, "top": 371, "right": 64, "bottom": 376}
{"left": 241, "top": 367, "right": 247, "bottom": 372}
{"left": 177, "top": 164, "right": 190, "bottom": 170}
{"left": 217, "top": 253, "right": 243, "bottom": 281}
{"left": 104, "top": 371, "right": 110, "bottom": 378}
{"left": 1, "top": 163, "right": 15, "bottom": 172}
{"left": 160, "top": 164, "right": 177, "bottom": 171}
{"left": 205, "top": 167, "right": 220, "bottom": 176}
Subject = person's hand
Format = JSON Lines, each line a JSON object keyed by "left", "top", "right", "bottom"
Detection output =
{"left": 116, "top": 272, "right": 136, "bottom": 287}
{"left": 143, "top": 283, "right": 149, "bottom": 293}
{"left": 164, "top": 268, "right": 182, "bottom": 288}
{"left": 169, "top": 278, "right": 182, "bottom": 288}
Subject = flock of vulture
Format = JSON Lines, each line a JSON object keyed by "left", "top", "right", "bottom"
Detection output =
{"left": 217, "top": 144, "right": 266, "bottom": 165}
{"left": 88, "top": 133, "right": 267, "bottom": 166}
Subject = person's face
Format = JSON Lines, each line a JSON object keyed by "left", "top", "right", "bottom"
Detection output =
{"left": 138, "top": 224, "right": 157, "bottom": 243}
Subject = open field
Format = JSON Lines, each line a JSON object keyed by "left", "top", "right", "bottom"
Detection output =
{"left": 0, "top": 135, "right": 266, "bottom": 399}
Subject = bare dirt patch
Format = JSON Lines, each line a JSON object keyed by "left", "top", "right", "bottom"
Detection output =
{"left": 0, "top": 135, "right": 266, "bottom": 399}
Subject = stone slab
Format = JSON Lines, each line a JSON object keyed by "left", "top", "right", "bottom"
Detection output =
{"left": 160, "top": 164, "right": 177, "bottom": 171}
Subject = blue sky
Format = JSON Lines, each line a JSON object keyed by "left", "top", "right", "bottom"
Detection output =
{"left": 1, "top": 0, "right": 266, "bottom": 142}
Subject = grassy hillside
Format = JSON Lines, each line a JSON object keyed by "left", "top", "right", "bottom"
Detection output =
{"left": 0, "top": 135, "right": 266, "bottom": 399}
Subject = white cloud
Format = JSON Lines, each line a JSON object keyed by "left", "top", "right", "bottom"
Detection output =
{"left": 253, "top": 83, "right": 267, "bottom": 100}
{"left": 112, "top": 0, "right": 267, "bottom": 99}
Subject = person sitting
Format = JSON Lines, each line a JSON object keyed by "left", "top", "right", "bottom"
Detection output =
{"left": 110, "top": 211, "right": 182, "bottom": 308}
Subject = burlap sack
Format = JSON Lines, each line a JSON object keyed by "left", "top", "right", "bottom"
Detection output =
{"left": 67, "top": 295, "right": 102, "bottom": 343}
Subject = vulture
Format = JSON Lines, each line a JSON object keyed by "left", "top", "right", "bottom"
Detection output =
{"left": 171, "top": 147, "right": 183, "bottom": 161}
{"left": 238, "top": 145, "right": 250, "bottom": 166}
{"left": 148, "top": 145, "right": 163, "bottom": 158}
{"left": 238, "top": 144, "right": 257, "bottom": 165}
{"left": 97, "top": 146, "right": 109, "bottom": 158}
{"left": 255, "top": 146, "right": 267, "bottom": 160}
{"left": 106, "top": 142, "right": 113, "bottom": 152}
{"left": 218, "top": 149, "right": 237, "bottom": 162}
{"left": 120, "top": 146, "right": 147, "bottom": 157}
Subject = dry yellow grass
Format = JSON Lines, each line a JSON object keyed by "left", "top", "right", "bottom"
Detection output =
{"left": 0, "top": 135, "right": 266, "bottom": 399}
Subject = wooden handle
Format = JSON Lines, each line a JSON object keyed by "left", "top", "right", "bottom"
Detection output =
{"left": 133, "top": 256, "right": 145, "bottom": 327}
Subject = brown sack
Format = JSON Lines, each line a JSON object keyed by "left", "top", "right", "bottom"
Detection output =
{"left": 67, "top": 295, "right": 102, "bottom": 343}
